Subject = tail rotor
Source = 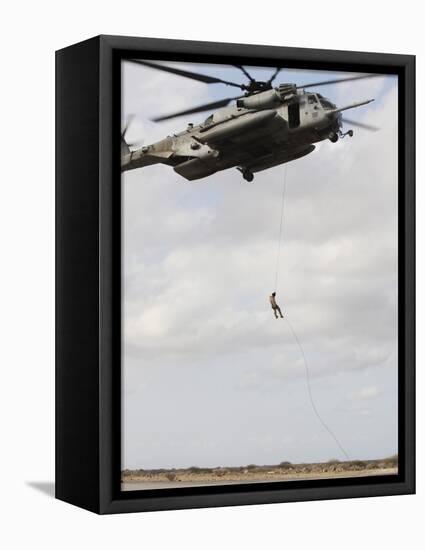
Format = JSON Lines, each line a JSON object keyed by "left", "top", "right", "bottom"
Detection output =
{"left": 121, "top": 115, "right": 144, "bottom": 155}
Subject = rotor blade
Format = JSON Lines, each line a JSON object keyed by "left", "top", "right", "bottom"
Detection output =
{"left": 235, "top": 65, "right": 255, "bottom": 82}
{"left": 342, "top": 117, "right": 380, "bottom": 132}
{"left": 127, "top": 59, "right": 244, "bottom": 89}
{"left": 267, "top": 67, "right": 282, "bottom": 84}
{"left": 152, "top": 96, "right": 242, "bottom": 122}
{"left": 297, "top": 73, "right": 381, "bottom": 89}
{"left": 121, "top": 114, "right": 135, "bottom": 139}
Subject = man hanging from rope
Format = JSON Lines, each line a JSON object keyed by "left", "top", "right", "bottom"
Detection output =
{"left": 269, "top": 292, "right": 284, "bottom": 319}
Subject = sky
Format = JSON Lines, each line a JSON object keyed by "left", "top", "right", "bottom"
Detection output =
{"left": 121, "top": 60, "right": 398, "bottom": 470}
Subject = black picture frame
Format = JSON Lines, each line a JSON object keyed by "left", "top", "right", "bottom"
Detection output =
{"left": 56, "top": 35, "right": 415, "bottom": 514}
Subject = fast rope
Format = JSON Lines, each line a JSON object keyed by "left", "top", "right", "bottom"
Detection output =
{"left": 285, "top": 316, "right": 350, "bottom": 460}
{"left": 273, "top": 164, "right": 350, "bottom": 461}
{"left": 273, "top": 163, "right": 288, "bottom": 292}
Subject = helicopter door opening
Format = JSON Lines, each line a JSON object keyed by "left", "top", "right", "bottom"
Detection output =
{"left": 288, "top": 102, "right": 300, "bottom": 129}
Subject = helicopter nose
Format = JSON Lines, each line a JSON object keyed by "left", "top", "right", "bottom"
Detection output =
{"left": 328, "top": 111, "right": 342, "bottom": 129}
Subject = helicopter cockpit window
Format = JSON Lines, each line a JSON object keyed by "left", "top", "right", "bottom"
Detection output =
{"left": 319, "top": 98, "right": 334, "bottom": 110}
{"left": 203, "top": 114, "right": 214, "bottom": 126}
{"left": 307, "top": 95, "right": 318, "bottom": 104}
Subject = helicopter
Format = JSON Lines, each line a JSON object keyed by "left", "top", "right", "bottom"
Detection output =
{"left": 121, "top": 61, "right": 380, "bottom": 182}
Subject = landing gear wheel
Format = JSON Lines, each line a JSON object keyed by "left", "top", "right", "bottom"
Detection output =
{"left": 243, "top": 170, "right": 254, "bottom": 182}
{"left": 329, "top": 132, "right": 339, "bottom": 143}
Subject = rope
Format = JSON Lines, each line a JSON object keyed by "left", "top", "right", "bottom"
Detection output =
{"left": 273, "top": 163, "right": 288, "bottom": 292}
{"left": 273, "top": 164, "right": 350, "bottom": 461}
{"left": 285, "top": 316, "right": 350, "bottom": 460}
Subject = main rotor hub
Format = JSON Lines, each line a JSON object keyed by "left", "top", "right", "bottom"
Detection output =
{"left": 242, "top": 81, "right": 272, "bottom": 93}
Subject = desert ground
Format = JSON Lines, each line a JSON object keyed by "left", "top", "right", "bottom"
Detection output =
{"left": 122, "top": 456, "right": 398, "bottom": 491}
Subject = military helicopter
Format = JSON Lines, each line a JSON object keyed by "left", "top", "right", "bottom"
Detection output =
{"left": 121, "top": 61, "right": 379, "bottom": 182}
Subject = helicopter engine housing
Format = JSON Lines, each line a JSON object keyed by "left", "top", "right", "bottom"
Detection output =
{"left": 237, "top": 84, "right": 297, "bottom": 110}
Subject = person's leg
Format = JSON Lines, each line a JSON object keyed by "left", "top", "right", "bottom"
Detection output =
{"left": 273, "top": 308, "right": 278, "bottom": 319}
{"left": 277, "top": 306, "right": 284, "bottom": 318}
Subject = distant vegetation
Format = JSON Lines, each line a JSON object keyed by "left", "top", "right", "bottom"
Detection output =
{"left": 123, "top": 455, "right": 398, "bottom": 480}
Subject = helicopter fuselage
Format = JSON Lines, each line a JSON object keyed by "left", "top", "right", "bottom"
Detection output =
{"left": 121, "top": 85, "right": 370, "bottom": 182}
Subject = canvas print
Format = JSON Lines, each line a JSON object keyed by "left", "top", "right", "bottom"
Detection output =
{"left": 120, "top": 59, "right": 398, "bottom": 491}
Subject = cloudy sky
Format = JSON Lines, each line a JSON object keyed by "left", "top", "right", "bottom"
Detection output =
{"left": 121, "top": 60, "right": 398, "bottom": 470}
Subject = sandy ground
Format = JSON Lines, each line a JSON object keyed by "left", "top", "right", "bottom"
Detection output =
{"left": 122, "top": 466, "right": 397, "bottom": 491}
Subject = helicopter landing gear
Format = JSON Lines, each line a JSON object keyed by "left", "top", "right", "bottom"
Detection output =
{"left": 339, "top": 129, "right": 354, "bottom": 139}
{"left": 238, "top": 167, "right": 254, "bottom": 182}
{"left": 328, "top": 131, "right": 339, "bottom": 143}
{"left": 243, "top": 170, "right": 254, "bottom": 182}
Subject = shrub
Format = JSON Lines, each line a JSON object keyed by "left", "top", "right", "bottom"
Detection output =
{"left": 382, "top": 454, "right": 398, "bottom": 466}
{"left": 349, "top": 460, "right": 367, "bottom": 469}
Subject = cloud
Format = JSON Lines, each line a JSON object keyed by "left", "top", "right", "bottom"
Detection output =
{"left": 354, "top": 386, "right": 382, "bottom": 400}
